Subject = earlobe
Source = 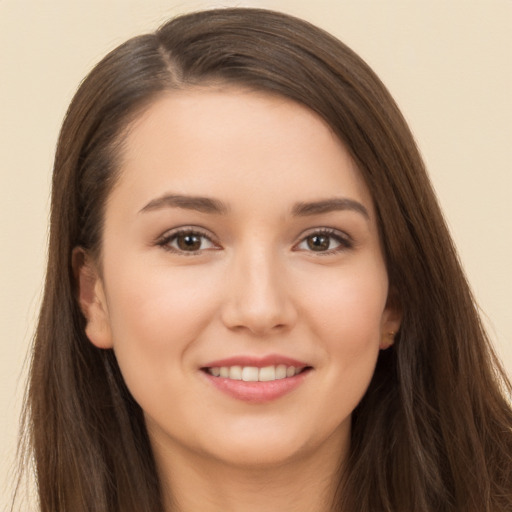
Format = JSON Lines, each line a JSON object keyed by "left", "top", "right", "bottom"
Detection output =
{"left": 380, "top": 288, "right": 402, "bottom": 350}
{"left": 72, "top": 247, "right": 113, "bottom": 349}
{"left": 380, "top": 330, "right": 397, "bottom": 350}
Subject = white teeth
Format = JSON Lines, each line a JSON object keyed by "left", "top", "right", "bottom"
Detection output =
{"left": 275, "top": 364, "right": 287, "bottom": 379}
{"left": 242, "top": 366, "right": 259, "bottom": 382}
{"left": 259, "top": 366, "right": 276, "bottom": 382}
{"left": 229, "top": 365, "right": 242, "bottom": 380}
{"left": 207, "top": 365, "right": 305, "bottom": 381}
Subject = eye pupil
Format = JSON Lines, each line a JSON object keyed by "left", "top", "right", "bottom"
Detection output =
{"left": 307, "top": 235, "right": 330, "bottom": 251}
{"left": 177, "top": 234, "right": 202, "bottom": 251}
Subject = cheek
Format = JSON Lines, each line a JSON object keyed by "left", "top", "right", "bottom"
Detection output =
{"left": 299, "top": 263, "right": 387, "bottom": 387}
{"left": 102, "top": 258, "right": 221, "bottom": 384}
{"left": 106, "top": 256, "right": 219, "bottom": 333}
{"left": 304, "top": 264, "right": 388, "bottom": 342}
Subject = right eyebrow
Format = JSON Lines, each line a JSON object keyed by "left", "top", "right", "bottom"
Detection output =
{"left": 139, "top": 194, "right": 229, "bottom": 215}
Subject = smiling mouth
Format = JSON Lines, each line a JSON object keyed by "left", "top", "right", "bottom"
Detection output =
{"left": 203, "top": 365, "right": 310, "bottom": 382}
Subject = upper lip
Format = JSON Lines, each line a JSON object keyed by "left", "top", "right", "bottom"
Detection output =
{"left": 202, "top": 354, "right": 310, "bottom": 369}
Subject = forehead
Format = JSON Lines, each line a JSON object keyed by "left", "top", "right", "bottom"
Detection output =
{"left": 113, "top": 87, "right": 374, "bottom": 216}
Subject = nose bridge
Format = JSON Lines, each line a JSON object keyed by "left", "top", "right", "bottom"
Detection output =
{"left": 221, "top": 240, "right": 295, "bottom": 334}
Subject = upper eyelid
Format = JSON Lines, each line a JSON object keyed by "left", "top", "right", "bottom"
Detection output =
{"left": 158, "top": 226, "right": 216, "bottom": 240}
{"left": 156, "top": 226, "right": 220, "bottom": 250}
{"left": 297, "top": 227, "right": 352, "bottom": 242}
{"left": 155, "top": 226, "right": 353, "bottom": 248}
{"left": 293, "top": 227, "right": 354, "bottom": 253}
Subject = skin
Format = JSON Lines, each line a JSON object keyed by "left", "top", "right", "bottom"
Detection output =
{"left": 77, "top": 87, "right": 401, "bottom": 512}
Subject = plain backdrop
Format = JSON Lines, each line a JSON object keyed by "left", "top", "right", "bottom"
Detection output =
{"left": 1, "top": 0, "right": 511, "bottom": 508}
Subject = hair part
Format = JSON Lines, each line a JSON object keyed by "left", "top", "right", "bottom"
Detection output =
{"left": 18, "top": 8, "right": 512, "bottom": 512}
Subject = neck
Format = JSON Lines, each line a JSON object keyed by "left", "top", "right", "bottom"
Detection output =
{"left": 153, "top": 433, "right": 347, "bottom": 512}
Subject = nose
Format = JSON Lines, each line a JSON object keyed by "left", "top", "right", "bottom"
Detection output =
{"left": 220, "top": 246, "right": 297, "bottom": 336}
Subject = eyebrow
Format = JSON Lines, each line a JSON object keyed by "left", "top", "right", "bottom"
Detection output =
{"left": 139, "top": 194, "right": 229, "bottom": 215}
{"left": 292, "top": 198, "right": 370, "bottom": 220}
{"left": 139, "top": 193, "right": 369, "bottom": 220}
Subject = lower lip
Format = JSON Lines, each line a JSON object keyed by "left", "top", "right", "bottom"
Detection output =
{"left": 202, "top": 369, "right": 311, "bottom": 403}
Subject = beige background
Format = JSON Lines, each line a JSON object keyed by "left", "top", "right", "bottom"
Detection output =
{"left": 1, "top": 0, "right": 511, "bottom": 508}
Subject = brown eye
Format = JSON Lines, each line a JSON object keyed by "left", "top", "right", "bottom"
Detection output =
{"left": 159, "top": 230, "right": 217, "bottom": 253}
{"left": 306, "top": 234, "right": 331, "bottom": 251}
{"left": 176, "top": 233, "right": 203, "bottom": 251}
{"left": 295, "top": 229, "right": 351, "bottom": 254}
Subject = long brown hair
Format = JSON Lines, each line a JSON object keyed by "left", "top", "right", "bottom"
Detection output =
{"left": 18, "top": 8, "right": 512, "bottom": 512}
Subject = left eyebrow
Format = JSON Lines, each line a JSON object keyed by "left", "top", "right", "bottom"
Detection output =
{"left": 291, "top": 198, "right": 370, "bottom": 220}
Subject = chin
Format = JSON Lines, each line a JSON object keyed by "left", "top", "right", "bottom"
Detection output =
{"left": 206, "top": 438, "right": 311, "bottom": 469}
{"left": 195, "top": 417, "right": 349, "bottom": 470}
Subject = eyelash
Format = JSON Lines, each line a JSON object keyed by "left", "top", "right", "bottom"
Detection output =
{"left": 156, "top": 228, "right": 219, "bottom": 256}
{"left": 294, "top": 228, "right": 353, "bottom": 255}
{"left": 156, "top": 227, "right": 353, "bottom": 255}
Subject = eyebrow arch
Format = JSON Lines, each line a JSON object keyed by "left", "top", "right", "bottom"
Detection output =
{"left": 139, "top": 194, "right": 229, "bottom": 215}
{"left": 292, "top": 198, "right": 370, "bottom": 220}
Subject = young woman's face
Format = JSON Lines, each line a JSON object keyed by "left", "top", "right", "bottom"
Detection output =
{"left": 81, "top": 88, "right": 400, "bottom": 469}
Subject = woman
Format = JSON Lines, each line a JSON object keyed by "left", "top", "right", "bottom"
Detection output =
{"left": 19, "top": 7, "right": 512, "bottom": 512}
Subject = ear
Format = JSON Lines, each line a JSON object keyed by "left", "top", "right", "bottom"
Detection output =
{"left": 380, "top": 287, "right": 402, "bottom": 350}
{"left": 72, "top": 247, "right": 113, "bottom": 349}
